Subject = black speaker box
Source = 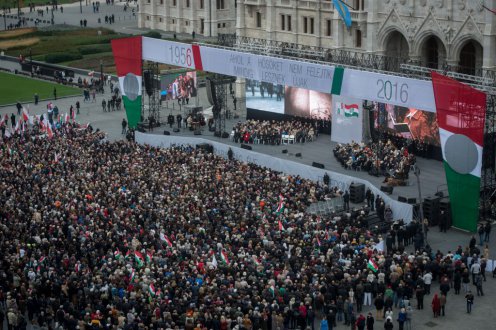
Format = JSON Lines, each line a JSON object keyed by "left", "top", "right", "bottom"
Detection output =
{"left": 143, "top": 70, "right": 153, "bottom": 97}
{"left": 380, "top": 185, "right": 393, "bottom": 194}
{"left": 214, "top": 131, "right": 221, "bottom": 137}
{"left": 241, "top": 144, "right": 252, "bottom": 150}
{"left": 350, "top": 183, "right": 365, "bottom": 203}
{"left": 295, "top": 153, "right": 302, "bottom": 157}
{"left": 163, "top": 130, "right": 170, "bottom": 135}
{"left": 407, "top": 198, "right": 417, "bottom": 204}
{"left": 282, "top": 149, "right": 288, "bottom": 154}
{"left": 312, "top": 162, "right": 325, "bottom": 169}
{"left": 194, "top": 130, "right": 202, "bottom": 135}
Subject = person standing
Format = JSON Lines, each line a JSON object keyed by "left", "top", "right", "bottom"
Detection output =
{"left": 431, "top": 293, "right": 440, "bottom": 318}
{"left": 10, "top": 113, "right": 16, "bottom": 127}
{"left": 423, "top": 271, "right": 432, "bottom": 295}
{"left": 366, "top": 312, "right": 374, "bottom": 330}
{"left": 384, "top": 317, "right": 394, "bottom": 330}
{"left": 121, "top": 118, "right": 127, "bottom": 134}
{"left": 34, "top": 93, "right": 39, "bottom": 105}
{"left": 343, "top": 190, "right": 350, "bottom": 212}
{"left": 397, "top": 308, "right": 407, "bottom": 330}
{"left": 465, "top": 291, "right": 474, "bottom": 314}
{"left": 53, "top": 87, "right": 57, "bottom": 100}
{"left": 16, "top": 101, "right": 22, "bottom": 115}
{"left": 76, "top": 101, "right": 80, "bottom": 114}
{"left": 475, "top": 274, "right": 484, "bottom": 296}
{"left": 102, "top": 99, "right": 107, "bottom": 112}
{"left": 374, "top": 294, "right": 384, "bottom": 321}
{"left": 415, "top": 285, "right": 425, "bottom": 310}
{"left": 478, "top": 224, "right": 485, "bottom": 246}
{"left": 439, "top": 293, "right": 446, "bottom": 316}
{"left": 484, "top": 222, "right": 491, "bottom": 243}
{"left": 176, "top": 114, "right": 182, "bottom": 129}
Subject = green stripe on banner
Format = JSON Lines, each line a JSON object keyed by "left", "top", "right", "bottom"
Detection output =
{"left": 123, "top": 95, "right": 142, "bottom": 129}
{"left": 443, "top": 161, "right": 480, "bottom": 232}
{"left": 331, "top": 67, "right": 345, "bottom": 95}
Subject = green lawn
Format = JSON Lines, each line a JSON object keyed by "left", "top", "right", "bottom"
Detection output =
{"left": 0, "top": 71, "right": 80, "bottom": 105}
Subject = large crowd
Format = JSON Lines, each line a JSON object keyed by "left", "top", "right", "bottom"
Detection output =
{"left": 232, "top": 120, "right": 317, "bottom": 145}
{"left": 0, "top": 118, "right": 492, "bottom": 330}
{"left": 333, "top": 140, "right": 415, "bottom": 184}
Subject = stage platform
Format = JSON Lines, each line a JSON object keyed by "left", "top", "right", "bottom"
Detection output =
{"left": 145, "top": 116, "right": 447, "bottom": 203}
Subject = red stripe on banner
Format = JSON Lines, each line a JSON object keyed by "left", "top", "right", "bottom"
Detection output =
{"left": 344, "top": 104, "right": 359, "bottom": 109}
{"left": 111, "top": 36, "right": 142, "bottom": 77}
{"left": 192, "top": 45, "right": 203, "bottom": 71}
{"left": 431, "top": 71, "right": 486, "bottom": 146}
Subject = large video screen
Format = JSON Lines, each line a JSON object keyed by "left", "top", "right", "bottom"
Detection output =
{"left": 245, "top": 79, "right": 285, "bottom": 114}
{"left": 160, "top": 71, "right": 197, "bottom": 101}
{"left": 285, "top": 86, "right": 332, "bottom": 120}
{"left": 374, "top": 102, "right": 440, "bottom": 146}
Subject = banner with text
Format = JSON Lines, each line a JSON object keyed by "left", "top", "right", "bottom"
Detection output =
{"left": 141, "top": 37, "right": 436, "bottom": 112}
{"left": 331, "top": 96, "right": 363, "bottom": 144}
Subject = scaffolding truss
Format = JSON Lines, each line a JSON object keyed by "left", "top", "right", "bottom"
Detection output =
{"left": 143, "top": 62, "right": 161, "bottom": 125}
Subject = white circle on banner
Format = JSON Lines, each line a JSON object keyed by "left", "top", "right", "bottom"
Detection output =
{"left": 123, "top": 73, "right": 140, "bottom": 101}
{"left": 444, "top": 134, "right": 478, "bottom": 174}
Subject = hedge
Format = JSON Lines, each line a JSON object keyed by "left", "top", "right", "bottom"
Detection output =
{"left": 45, "top": 52, "right": 83, "bottom": 63}
{"left": 78, "top": 44, "right": 112, "bottom": 55}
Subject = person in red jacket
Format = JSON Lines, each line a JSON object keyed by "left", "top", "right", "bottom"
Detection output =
{"left": 356, "top": 313, "right": 366, "bottom": 330}
{"left": 431, "top": 293, "right": 441, "bottom": 317}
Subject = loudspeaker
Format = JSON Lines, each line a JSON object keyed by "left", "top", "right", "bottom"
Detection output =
{"left": 214, "top": 131, "right": 221, "bottom": 137}
{"left": 241, "top": 144, "right": 252, "bottom": 150}
{"left": 282, "top": 149, "right": 288, "bottom": 154}
{"left": 221, "top": 132, "right": 229, "bottom": 138}
{"left": 380, "top": 185, "right": 393, "bottom": 195}
{"left": 423, "top": 196, "right": 441, "bottom": 225}
{"left": 407, "top": 198, "right": 417, "bottom": 204}
{"left": 206, "top": 78, "right": 217, "bottom": 106}
{"left": 163, "top": 130, "right": 170, "bottom": 135}
{"left": 143, "top": 70, "right": 153, "bottom": 97}
{"left": 194, "top": 130, "right": 202, "bottom": 135}
{"left": 209, "top": 126, "right": 216, "bottom": 132}
{"left": 295, "top": 153, "right": 302, "bottom": 157}
{"left": 350, "top": 183, "right": 365, "bottom": 203}
{"left": 312, "top": 162, "right": 325, "bottom": 169}
{"left": 173, "top": 128, "right": 180, "bottom": 132}
{"left": 398, "top": 196, "right": 407, "bottom": 203}
{"left": 434, "top": 191, "right": 444, "bottom": 198}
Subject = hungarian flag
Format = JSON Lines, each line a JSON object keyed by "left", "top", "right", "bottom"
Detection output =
{"left": 134, "top": 251, "right": 145, "bottom": 267}
{"left": 114, "top": 250, "right": 121, "bottom": 260}
{"left": 431, "top": 72, "right": 486, "bottom": 232}
{"left": 278, "top": 220, "right": 285, "bottom": 232}
{"left": 125, "top": 250, "right": 131, "bottom": 260}
{"left": 149, "top": 283, "right": 156, "bottom": 297}
{"left": 211, "top": 254, "right": 218, "bottom": 268}
{"left": 46, "top": 124, "right": 53, "bottom": 139}
{"left": 146, "top": 251, "right": 153, "bottom": 263}
{"left": 111, "top": 36, "right": 142, "bottom": 129}
{"left": 65, "top": 113, "right": 69, "bottom": 124}
{"left": 367, "top": 258, "right": 379, "bottom": 272}
{"left": 75, "top": 263, "right": 80, "bottom": 273}
{"left": 275, "top": 194, "right": 285, "bottom": 214}
{"left": 39, "top": 256, "right": 46, "bottom": 264}
{"left": 220, "top": 250, "right": 230, "bottom": 266}
{"left": 160, "top": 233, "right": 173, "bottom": 247}
{"left": 129, "top": 268, "right": 135, "bottom": 282}
{"left": 253, "top": 255, "right": 262, "bottom": 266}
{"left": 316, "top": 236, "right": 321, "bottom": 247}
{"left": 337, "top": 103, "right": 359, "bottom": 117}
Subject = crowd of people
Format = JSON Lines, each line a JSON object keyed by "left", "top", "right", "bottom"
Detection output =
{"left": 232, "top": 119, "right": 317, "bottom": 145}
{"left": 333, "top": 140, "right": 415, "bottom": 184}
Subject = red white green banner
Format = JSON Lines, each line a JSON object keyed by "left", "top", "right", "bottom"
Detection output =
{"left": 111, "top": 36, "right": 142, "bottom": 129}
{"left": 431, "top": 72, "right": 486, "bottom": 232}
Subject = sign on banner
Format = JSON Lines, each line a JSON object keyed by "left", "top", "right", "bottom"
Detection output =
{"left": 140, "top": 37, "right": 437, "bottom": 113}
{"left": 331, "top": 96, "right": 363, "bottom": 143}
{"left": 373, "top": 240, "right": 384, "bottom": 252}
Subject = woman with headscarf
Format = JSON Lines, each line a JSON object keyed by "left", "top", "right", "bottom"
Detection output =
{"left": 431, "top": 293, "right": 441, "bottom": 318}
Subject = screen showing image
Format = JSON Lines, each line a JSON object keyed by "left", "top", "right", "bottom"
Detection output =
{"left": 374, "top": 102, "right": 440, "bottom": 146}
{"left": 160, "top": 71, "right": 197, "bottom": 101}
{"left": 245, "top": 79, "right": 285, "bottom": 114}
{"left": 284, "top": 86, "right": 332, "bottom": 120}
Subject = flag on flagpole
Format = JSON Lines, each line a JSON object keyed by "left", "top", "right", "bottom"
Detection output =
{"left": 220, "top": 250, "right": 230, "bottom": 266}
{"left": 75, "top": 263, "right": 80, "bottom": 273}
{"left": 148, "top": 283, "right": 156, "bottom": 297}
{"left": 114, "top": 250, "right": 121, "bottom": 260}
{"left": 253, "top": 255, "right": 262, "bottom": 266}
{"left": 39, "top": 256, "right": 46, "bottom": 264}
{"left": 22, "top": 107, "right": 29, "bottom": 122}
{"left": 146, "top": 251, "right": 153, "bottom": 263}
{"left": 134, "top": 251, "right": 145, "bottom": 267}
{"left": 125, "top": 250, "right": 131, "bottom": 260}
{"left": 316, "top": 236, "right": 321, "bottom": 247}
{"left": 15, "top": 119, "right": 20, "bottom": 132}
{"left": 160, "top": 233, "right": 173, "bottom": 247}
{"left": 211, "top": 254, "right": 218, "bottom": 268}
{"left": 129, "top": 268, "right": 135, "bottom": 282}
{"left": 275, "top": 194, "right": 285, "bottom": 215}
{"left": 367, "top": 258, "right": 379, "bottom": 272}
{"left": 278, "top": 220, "right": 284, "bottom": 232}
{"left": 46, "top": 124, "right": 53, "bottom": 138}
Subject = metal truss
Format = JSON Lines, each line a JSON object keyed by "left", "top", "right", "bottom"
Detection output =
{"left": 217, "top": 34, "right": 496, "bottom": 92}
{"left": 481, "top": 94, "right": 496, "bottom": 223}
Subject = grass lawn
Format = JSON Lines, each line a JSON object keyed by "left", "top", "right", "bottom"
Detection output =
{"left": 0, "top": 71, "right": 80, "bottom": 105}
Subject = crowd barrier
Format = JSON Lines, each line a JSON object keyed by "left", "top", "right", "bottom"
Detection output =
{"left": 135, "top": 132, "right": 414, "bottom": 222}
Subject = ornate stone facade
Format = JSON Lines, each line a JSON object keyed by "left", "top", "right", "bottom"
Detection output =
{"left": 138, "top": 0, "right": 236, "bottom": 37}
{"left": 237, "top": 0, "right": 496, "bottom": 71}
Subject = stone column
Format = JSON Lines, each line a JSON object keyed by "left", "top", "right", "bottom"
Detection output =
{"left": 364, "top": 0, "right": 379, "bottom": 52}
{"left": 137, "top": 0, "right": 145, "bottom": 28}
{"left": 236, "top": 0, "right": 246, "bottom": 37}
{"left": 190, "top": 0, "right": 197, "bottom": 36}
{"left": 315, "top": 0, "right": 322, "bottom": 48}
{"left": 236, "top": 78, "right": 247, "bottom": 119}
{"left": 266, "top": 0, "right": 276, "bottom": 41}
{"left": 333, "top": 9, "right": 344, "bottom": 48}
{"left": 150, "top": 0, "right": 156, "bottom": 30}
{"left": 177, "top": 0, "right": 183, "bottom": 33}
{"left": 483, "top": 0, "right": 496, "bottom": 69}
{"left": 211, "top": 0, "right": 218, "bottom": 36}
{"left": 292, "top": 0, "right": 299, "bottom": 44}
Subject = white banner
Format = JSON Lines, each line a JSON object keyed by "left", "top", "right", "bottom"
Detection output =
{"left": 331, "top": 96, "right": 363, "bottom": 143}
{"left": 135, "top": 132, "right": 413, "bottom": 222}
{"left": 141, "top": 37, "right": 436, "bottom": 112}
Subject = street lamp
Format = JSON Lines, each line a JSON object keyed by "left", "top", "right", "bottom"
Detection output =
{"left": 100, "top": 59, "right": 104, "bottom": 91}
{"left": 80, "top": 0, "right": 82, "bottom": 14}
{"left": 413, "top": 164, "right": 427, "bottom": 246}
{"left": 3, "top": 7, "right": 6, "bottom": 31}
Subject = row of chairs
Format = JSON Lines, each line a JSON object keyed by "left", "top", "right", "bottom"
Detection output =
{"left": 281, "top": 134, "right": 295, "bottom": 144}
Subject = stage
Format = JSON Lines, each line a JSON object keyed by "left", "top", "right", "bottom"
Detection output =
{"left": 144, "top": 114, "right": 447, "bottom": 203}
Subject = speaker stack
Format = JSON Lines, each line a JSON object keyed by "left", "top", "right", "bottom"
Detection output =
{"left": 380, "top": 185, "right": 393, "bottom": 195}
{"left": 312, "top": 162, "right": 325, "bottom": 169}
{"left": 349, "top": 183, "right": 365, "bottom": 203}
{"left": 241, "top": 144, "right": 252, "bottom": 150}
{"left": 423, "top": 196, "right": 441, "bottom": 225}
{"left": 143, "top": 70, "right": 153, "bottom": 97}
{"left": 439, "top": 197, "right": 452, "bottom": 228}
